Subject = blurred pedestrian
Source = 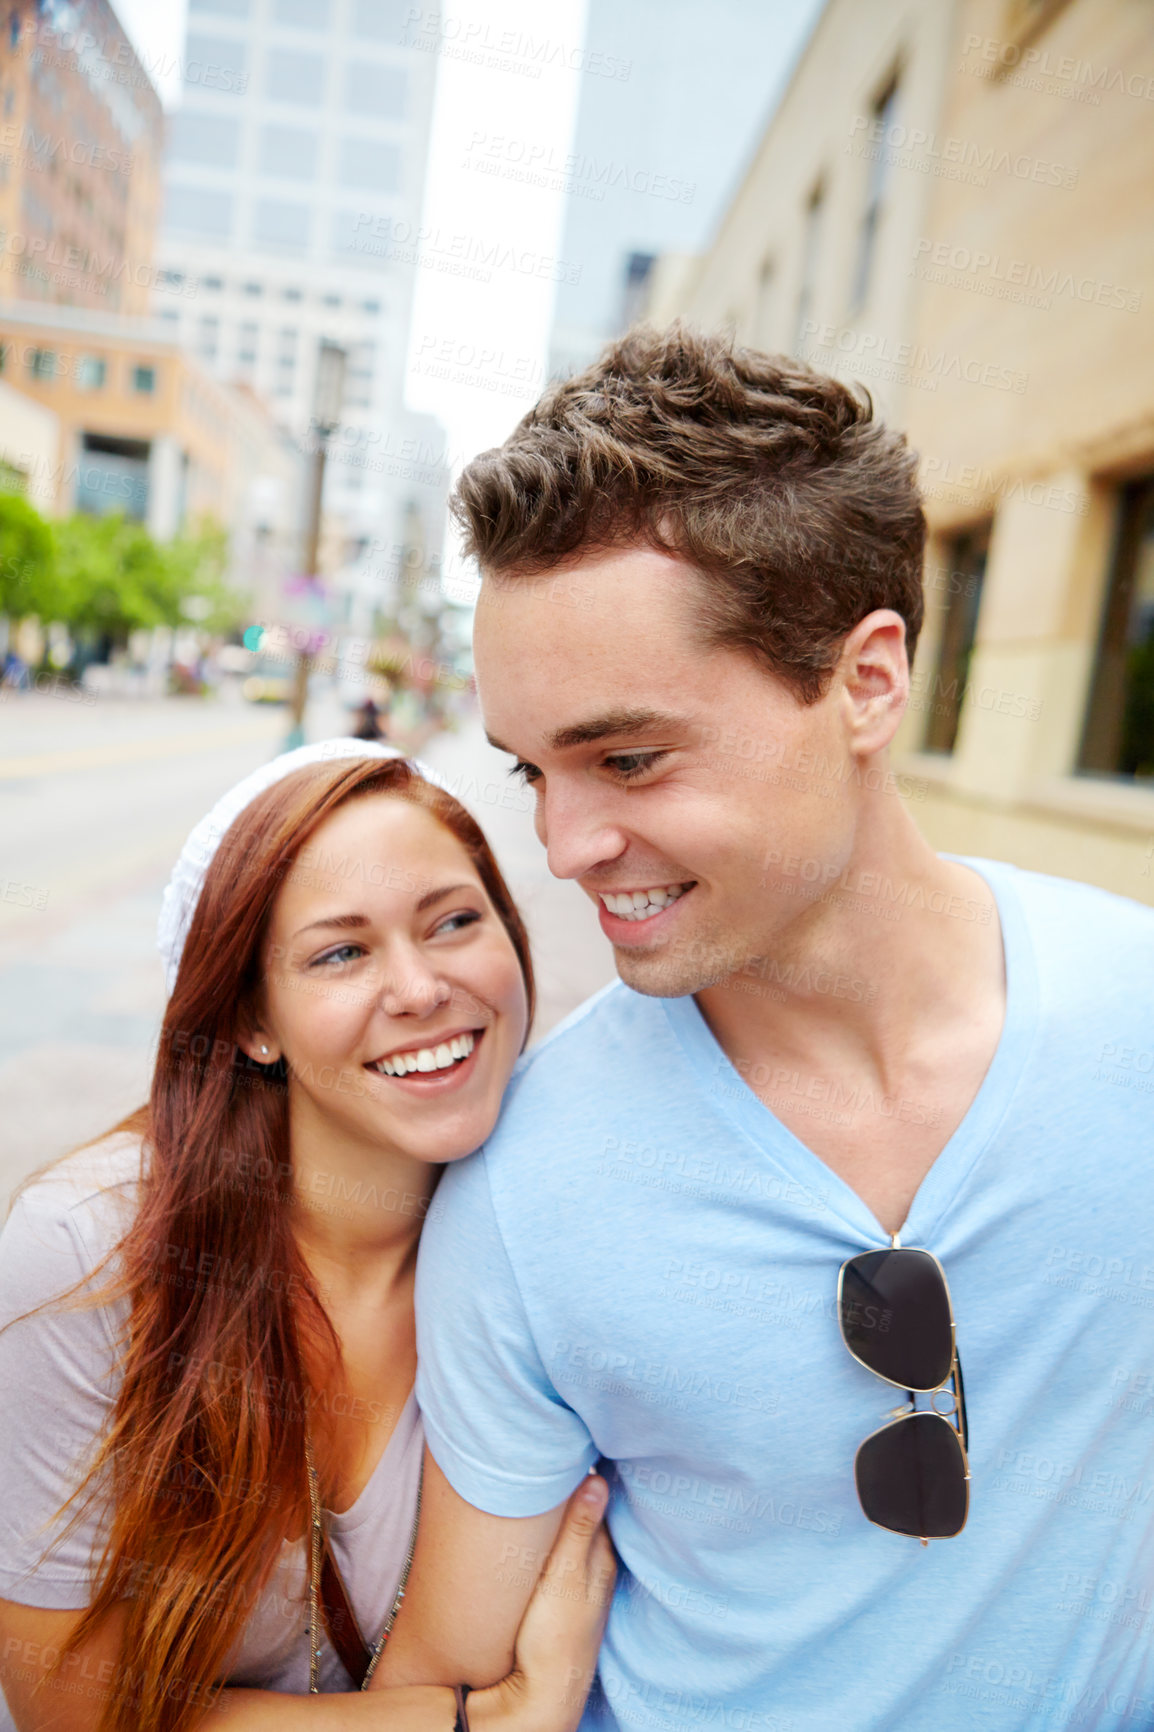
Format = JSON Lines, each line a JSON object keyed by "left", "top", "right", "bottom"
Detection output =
{"left": 351, "top": 695, "right": 385, "bottom": 741}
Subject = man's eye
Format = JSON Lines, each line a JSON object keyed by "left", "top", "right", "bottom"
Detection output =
{"left": 605, "top": 751, "right": 666, "bottom": 780}
{"left": 509, "top": 760, "right": 542, "bottom": 785}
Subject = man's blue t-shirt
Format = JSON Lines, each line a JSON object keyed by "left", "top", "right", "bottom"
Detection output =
{"left": 414, "top": 860, "right": 1154, "bottom": 1731}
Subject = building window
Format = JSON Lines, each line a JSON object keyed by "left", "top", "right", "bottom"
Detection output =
{"left": 132, "top": 364, "right": 157, "bottom": 393}
{"left": 78, "top": 434, "right": 150, "bottom": 521}
{"left": 259, "top": 124, "right": 318, "bottom": 180}
{"left": 791, "top": 182, "right": 825, "bottom": 357}
{"left": 353, "top": 0, "right": 407, "bottom": 38}
{"left": 27, "top": 348, "right": 56, "bottom": 379}
{"left": 166, "top": 109, "right": 241, "bottom": 168}
{"left": 850, "top": 74, "right": 899, "bottom": 314}
{"left": 344, "top": 60, "right": 406, "bottom": 117}
{"left": 274, "top": 0, "right": 331, "bottom": 23}
{"left": 922, "top": 525, "right": 991, "bottom": 754}
{"left": 1080, "top": 477, "right": 1154, "bottom": 780}
{"left": 322, "top": 292, "right": 342, "bottom": 307}
{"left": 202, "top": 275, "right": 223, "bottom": 290}
{"left": 243, "top": 280, "right": 263, "bottom": 296}
{"left": 252, "top": 197, "right": 311, "bottom": 249}
{"left": 362, "top": 298, "right": 381, "bottom": 313}
{"left": 184, "top": 33, "right": 249, "bottom": 94}
{"left": 238, "top": 321, "right": 259, "bottom": 365}
{"left": 266, "top": 46, "right": 326, "bottom": 105}
{"left": 76, "top": 356, "right": 107, "bottom": 390}
{"left": 165, "top": 184, "right": 234, "bottom": 238}
{"left": 338, "top": 135, "right": 401, "bottom": 192}
{"left": 753, "top": 257, "right": 775, "bottom": 346}
{"left": 283, "top": 286, "right": 303, "bottom": 301}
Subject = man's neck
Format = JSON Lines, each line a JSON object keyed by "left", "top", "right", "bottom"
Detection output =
{"left": 695, "top": 804, "right": 1006, "bottom": 1234}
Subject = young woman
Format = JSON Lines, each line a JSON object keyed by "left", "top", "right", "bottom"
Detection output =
{"left": 0, "top": 743, "right": 614, "bottom": 1732}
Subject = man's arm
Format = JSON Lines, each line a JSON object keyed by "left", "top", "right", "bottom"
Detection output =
{"left": 376, "top": 1451, "right": 568, "bottom": 1689}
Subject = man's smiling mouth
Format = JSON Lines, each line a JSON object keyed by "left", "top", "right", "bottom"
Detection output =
{"left": 597, "top": 882, "right": 694, "bottom": 923}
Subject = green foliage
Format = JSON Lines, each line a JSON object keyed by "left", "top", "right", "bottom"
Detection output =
{"left": 0, "top": 497, "right": 244, "bottom": 643}
{"left": 0, "top": 492, "right": 56, "bottom": 620}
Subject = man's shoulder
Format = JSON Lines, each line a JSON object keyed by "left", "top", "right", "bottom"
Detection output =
{"left": 971, "top": 858, "right": 1154, "bottom": 1029}
{"left": 976, "top": 856, "right": 1154, "bottom": 953}
{"left": 482, "top": 979, "right": 682, "bottom": 1161}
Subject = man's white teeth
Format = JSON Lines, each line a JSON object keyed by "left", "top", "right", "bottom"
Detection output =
{"left": 371, "top": 1031, "right": 476, "bottom": 1076}
{"left": 600, "top": 884, "right": 689, "bottom": 922}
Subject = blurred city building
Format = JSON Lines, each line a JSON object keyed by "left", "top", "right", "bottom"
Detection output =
{"left": 0, "top": 301, "right": 303, "bottom": 611}
{"left": 0, "top": 373, "right": 58, "bottom": 510}
{"left": 645, "top": 0, "right": 1154, "bottom": 904}
{"left": 153, "top": 0, "right": 449, "bottom": 641}
{"left": 547, "top": 0, "right": 824, "bottom": 380}
{"left": 0, "top": 0, "right": 164, "bottom": 314}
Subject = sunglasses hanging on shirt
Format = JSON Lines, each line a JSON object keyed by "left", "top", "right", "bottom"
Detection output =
{"left": 837, "top": 1235, "right": 970, "bottom": 1542}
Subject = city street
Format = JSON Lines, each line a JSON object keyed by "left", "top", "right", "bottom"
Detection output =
{"left": 0, "top": 689, "right": 615, "bottom": 1202}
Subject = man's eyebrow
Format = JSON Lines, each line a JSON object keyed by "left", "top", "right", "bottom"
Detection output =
{"left": 486, "top": 708, "right": 687, "bottom": 756}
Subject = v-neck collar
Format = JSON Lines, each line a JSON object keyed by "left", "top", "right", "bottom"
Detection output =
{"left": 660, "top": 856, "right": 1038, "bottom": 1248}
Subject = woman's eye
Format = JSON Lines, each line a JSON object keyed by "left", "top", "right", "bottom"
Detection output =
{"left": 433, "top": 910, "right": 482, "bottom": 937}
{"left": 509, "top": 760, "right": 542, "bottom": 785}
{"left": 605, "top": 751, "right": 666, "bottom": 780}
{"left": 310, "top": 943, "right": 365, "bottom": 969}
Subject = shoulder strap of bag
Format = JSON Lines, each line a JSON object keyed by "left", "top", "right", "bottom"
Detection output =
{"left": 319, "top": 1536, "right": 373, "bottom": 1689}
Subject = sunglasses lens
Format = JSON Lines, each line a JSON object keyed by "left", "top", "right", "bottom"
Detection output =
{"left": 856, "top": 1412, "right": 968, "bottom": 1538}
{"left": 840, "top": 1249, "right": 953, "bottom": 1390}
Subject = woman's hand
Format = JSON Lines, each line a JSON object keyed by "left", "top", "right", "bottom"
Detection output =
{"left": 467, "top": 1475, "right": 616, "bottom": 1732}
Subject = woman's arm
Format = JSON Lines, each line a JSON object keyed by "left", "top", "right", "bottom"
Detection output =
{"left": 0, "top": 1598, "right": 457, "bottom": 1731}
{"left": 0, "top": 1475, "right": 613, "bottom": 1732}
{"left": 375, "top": 1469, "right": 616, "bottom": 1732}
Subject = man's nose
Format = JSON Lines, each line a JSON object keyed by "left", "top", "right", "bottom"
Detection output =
{"left": 538, "top": 782, "right": 627, "bottom": 882}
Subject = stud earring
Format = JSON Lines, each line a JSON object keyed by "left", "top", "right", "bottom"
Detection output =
{"left": 260, "top": 1044, "right": 270, "bottom": 1056}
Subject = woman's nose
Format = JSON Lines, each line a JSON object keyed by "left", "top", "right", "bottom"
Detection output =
{"left": 381, "top": 975, "right": 452, "bottom": 1018}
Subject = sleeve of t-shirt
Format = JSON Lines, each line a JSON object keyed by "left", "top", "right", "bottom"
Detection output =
{"left": 0, "top": 1183, "right": 121, "bottom": 1608}
{"left": 414, "top": 1149, "right": 597, "bottom": 1518}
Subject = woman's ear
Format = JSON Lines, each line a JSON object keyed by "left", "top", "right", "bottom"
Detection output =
{"left": 236, "top": 1031, "right": 281, "bottom": 1065}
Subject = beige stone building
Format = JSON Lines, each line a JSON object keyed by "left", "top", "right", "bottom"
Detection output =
{"left": 647, "top": 0, "right": 1154, "bottom": 905}
{"left": 0, "top": 0, "right": 164, "bottom": 315}
{"left": 0, "top": 302, "right": 303, "bottom": 615}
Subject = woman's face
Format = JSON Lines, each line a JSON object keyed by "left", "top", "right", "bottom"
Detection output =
{"left": 254, "top": 793, "right": 529, "bottom": 1167}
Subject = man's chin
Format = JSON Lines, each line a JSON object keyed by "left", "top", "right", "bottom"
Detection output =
{"left": 612, "top": 943, "right": 735, "bottom": 1000}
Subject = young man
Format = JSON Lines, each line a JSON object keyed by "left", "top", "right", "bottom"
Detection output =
{"left": 376, "top": 328, "right": 1154, "bottom": 1730}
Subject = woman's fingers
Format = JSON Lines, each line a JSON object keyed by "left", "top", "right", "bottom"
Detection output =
{"left": 501, "top": 1475, "right": 617, "bottom": 1731}
{"left": 540, "top": 1475, "right": 615, "bottom": 1609}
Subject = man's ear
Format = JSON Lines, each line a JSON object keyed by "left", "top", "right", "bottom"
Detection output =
{"left": 837, "top": 609, "right": 910, "bottom": 755}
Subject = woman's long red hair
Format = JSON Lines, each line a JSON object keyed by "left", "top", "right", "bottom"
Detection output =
{"left": 50, "top": 757, "right": 534, "bottom": 1731}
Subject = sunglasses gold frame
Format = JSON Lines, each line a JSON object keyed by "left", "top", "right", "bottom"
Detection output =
{"left": 836, "top": 1233, "right": 971, "bottom": 1544}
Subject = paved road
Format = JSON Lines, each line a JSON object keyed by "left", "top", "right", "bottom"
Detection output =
{"left": 0, "top": 689, "right": 615, "bottom": 1201}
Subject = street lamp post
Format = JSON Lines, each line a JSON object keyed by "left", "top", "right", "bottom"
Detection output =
{"left": 285, "top": 338, "right": 346, "bottom": 750}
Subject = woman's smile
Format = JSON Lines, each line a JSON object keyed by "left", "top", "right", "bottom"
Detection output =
{"left": 363, "top": 1024, "right": 487, "bottom": 1089}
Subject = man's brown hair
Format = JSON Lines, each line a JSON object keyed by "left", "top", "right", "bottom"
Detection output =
{"left": 451, "top": 322, "right": 926, "bottom": 702}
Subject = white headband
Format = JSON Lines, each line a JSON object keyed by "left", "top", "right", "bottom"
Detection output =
{"left": 156, "top": 737, "right": 447, "bottom": 993}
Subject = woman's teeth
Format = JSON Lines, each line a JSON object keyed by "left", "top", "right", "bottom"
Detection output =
{"left": 599, "top": 884, "right": 690, "bottom": 922}
{"left": 370, "top": 1031, "right": 476, "bottom": 1077}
